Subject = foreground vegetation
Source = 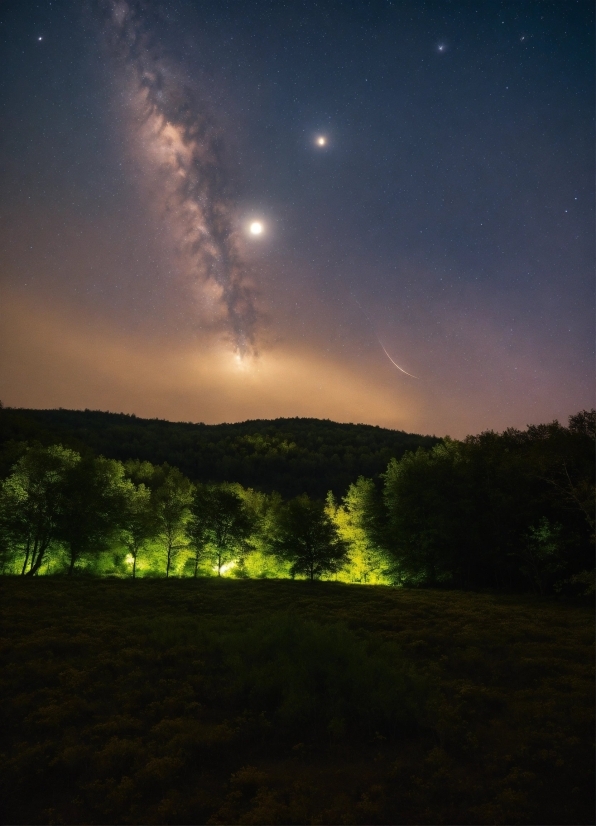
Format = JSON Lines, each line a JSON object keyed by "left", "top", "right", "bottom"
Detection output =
{"left": 1, "top": 579, "right": 593, "bottom": 824}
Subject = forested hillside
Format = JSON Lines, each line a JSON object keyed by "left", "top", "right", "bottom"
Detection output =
{"left": 1, "top": 406, "right": 593, "bottom": 594}
{"left": 0, "top": 407, "right": 438, "bottom": 498}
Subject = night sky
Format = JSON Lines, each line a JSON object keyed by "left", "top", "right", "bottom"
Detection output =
{"left": 0, "top": 0, "right": 593, "bottom": 437}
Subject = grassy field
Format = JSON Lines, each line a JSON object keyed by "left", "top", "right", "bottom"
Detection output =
{"left": 0, "top": 579, "right": 593, "bottom": 825}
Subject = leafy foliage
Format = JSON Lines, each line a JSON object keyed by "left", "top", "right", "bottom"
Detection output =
{"left": 151, "top": 466, "right": 193, "bottom": 578}
{"left": 379, "top": 415, "right": 595, "bottom": 593}
{"left": 270, "top": 494, "right": 349, "bottom": 580}
{"left": 326, "top": 478, "right": 388, "bottom": 583}
{"left": 188, "top": 484, "right": 256, "bottom": 576}
{"left": 56, "top": 456, "right": 129, "bottom": 575}
{"left": 119, "top": 482, "right": 155, "bottom": 578}
{"left": 0, "top": 410, "right": 593, "bottom": 595}
{"left": 0, "top": 445, "right": 78, "bottom": 575}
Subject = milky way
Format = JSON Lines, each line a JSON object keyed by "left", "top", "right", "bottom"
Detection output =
{"left": 98, "top": 0, "right": 260, "bottom": 356}
{"left": 0, "top": 0, "right": 591, "bottom": 435}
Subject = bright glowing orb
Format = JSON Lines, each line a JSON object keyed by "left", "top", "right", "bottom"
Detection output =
{"left": 249, "top": 221, "right": 263, "bottom": 235}
{"left": 316, "top": 136, "right": 327, "bottom": 146}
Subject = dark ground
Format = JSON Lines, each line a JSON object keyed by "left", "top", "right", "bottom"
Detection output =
{"left": 1, "top": 578, "right": 593, "bottom": 824}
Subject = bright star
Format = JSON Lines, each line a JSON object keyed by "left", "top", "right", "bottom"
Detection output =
{"left": 316, "top": 136, "right": 327, "bottom": 146}
{"left": 249, "top": 221, "right": 263, "bottom": 235}
{"left": 437, "top": 43, "right": 446, "bottom": 52}
{"left": 38, "top": 36, "right": 43, "bottom": 41}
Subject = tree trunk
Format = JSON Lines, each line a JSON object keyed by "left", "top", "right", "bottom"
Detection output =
{"left": 132, "top": 554, "right": 137, "bottom": 579}
{"left": 26, "top": 543, "right": 47, "bottom": 577}
{"left": 21, "top": 543, "right": 30, "bottom": 576}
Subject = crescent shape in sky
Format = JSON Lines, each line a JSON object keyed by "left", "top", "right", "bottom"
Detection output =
{"left": 378, "top": 342, "right": 419, "bottom": 379}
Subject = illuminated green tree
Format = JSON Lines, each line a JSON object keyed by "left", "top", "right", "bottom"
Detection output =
{"left": 120, "top": 481, "right": 156, "bottom": 578}
{"left": 0, "top": 444, "right": 79, "bottom": 575}
{"left": 235, "top": 487, "right": 285, "bottom": 578}
{"left": 271, "top": 494, "right": 349, "bottom": 581}
{"left": 327, "top": 478, "right": 388, "bottom": 583}
{"left": 187, "top": 484, "right": 255, "bottom": 576}
{"left": 56, "top": 456, "right": 129, "bottom": 576}
{"left": 153, "top": 467, "right": 193, "bottom": 577}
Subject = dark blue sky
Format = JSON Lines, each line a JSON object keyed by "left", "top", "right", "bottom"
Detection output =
{"left": 0, "top": 0, "right": 593, "bottom": 435}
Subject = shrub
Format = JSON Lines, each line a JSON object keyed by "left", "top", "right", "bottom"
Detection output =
{"left": 218, "top": 614, "right": 429, "bottom": 741}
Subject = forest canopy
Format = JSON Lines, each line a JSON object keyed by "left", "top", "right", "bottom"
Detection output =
{"left": 0, "top": 406, "right": 593, "bottom": 595}
{"left": 0, "top": 407, "right": 439, "bottom": 499}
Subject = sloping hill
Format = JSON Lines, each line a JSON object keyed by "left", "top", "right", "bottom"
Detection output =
{"left": 0, "top": 407, "right": 440, "bottom": 498}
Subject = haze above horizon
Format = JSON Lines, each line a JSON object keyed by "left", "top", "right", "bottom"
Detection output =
{"left": 0, "top": 0, "right": 593, "bottom": 439}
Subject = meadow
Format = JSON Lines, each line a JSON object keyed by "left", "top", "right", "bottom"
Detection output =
{"left": 1, "top": 578, "right": 593, "bottom": 825}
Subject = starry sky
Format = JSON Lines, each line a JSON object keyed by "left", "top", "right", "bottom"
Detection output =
{"left": 0, "top": 0, "right": 593, "bottom": 437}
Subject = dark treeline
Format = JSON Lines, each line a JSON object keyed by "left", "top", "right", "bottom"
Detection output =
{"left": 0, "top": 406, "right": 593, "bottom": 595}
{"left": 0, "top": 407, "right": 439, "bottom": 499}
{"left": 376, "top": 410, "right": 595, "bottom": 594}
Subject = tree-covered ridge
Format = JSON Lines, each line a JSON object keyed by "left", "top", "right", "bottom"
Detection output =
{"left": 0, "top": 407, "right": 439, "bottom": 498}
{"left": 0, "top": 408, "right": 593, "bottom": 595}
